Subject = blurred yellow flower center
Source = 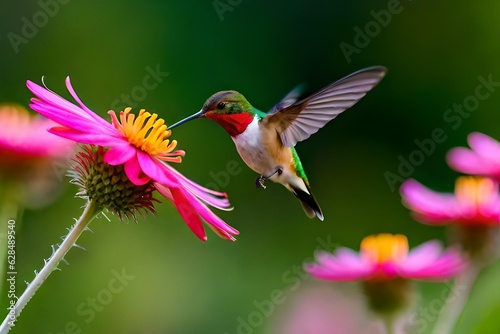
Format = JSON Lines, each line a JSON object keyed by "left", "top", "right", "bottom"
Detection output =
{"left": 361, "top": 234, "right": 409, "bottom": 264}
{"left": 109, "top": 108, "right": 181, "bottom": 162}
{"left": 0, "top": 104, "right": 31, "bottom": 131}
{"left": 455, "top": 176, "right": 494, "bottom": 206}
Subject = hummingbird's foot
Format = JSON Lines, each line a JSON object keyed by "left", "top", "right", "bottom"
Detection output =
{"left": 256, "top": 175, "right": 267, "bottom": 189}
{"left": 255, "top": 167, "right": 283, "bottom": 189}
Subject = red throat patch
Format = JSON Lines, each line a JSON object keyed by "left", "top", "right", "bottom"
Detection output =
{"left": 205, "top": 112, "right": 254, "bottom": 136}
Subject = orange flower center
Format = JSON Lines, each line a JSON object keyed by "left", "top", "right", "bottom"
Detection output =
{"left": 109, "top": 108, "right": 183, "bottom": 163}
{"left": 361, "top": 234, "right": 409, "bottom": 264}
{"left": 0, "top": 104, "right": 31, "bottom": 133}
{"left": 455, "top": 176, "right": 495, "bottom": 207}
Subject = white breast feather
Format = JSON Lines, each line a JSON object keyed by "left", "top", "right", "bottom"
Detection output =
{"left": 232, "top": 117, "right": 260, "bottom": 148}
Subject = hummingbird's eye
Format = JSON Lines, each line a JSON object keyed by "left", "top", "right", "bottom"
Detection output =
{"left": 216, "top": 102, "right": 227, "bottom": 110}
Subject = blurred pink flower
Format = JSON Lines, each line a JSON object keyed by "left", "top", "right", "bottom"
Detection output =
{"left": 0, "top": 104, "right": 75, "bottom": 208}
{"left": 305, "top": 234, "right": 465, "bottom": 329}
{"left": 447, "top": 132, "right": 500, "bottom": 178}
{"left": 27, "top": 78, "right": 238, "bottom": 241}
{"left": 305, "top": 234, "right": 465, "bottom": 281}
{"left": 0, "top": 104, "right": 72, "bottom": 164}
{"left": 401, "top": 177, "right": 500, "bottom": 226}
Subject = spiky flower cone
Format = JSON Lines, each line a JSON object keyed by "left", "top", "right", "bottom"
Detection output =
{"left": 69, "top": 145, "right": 157, "bottom": 221}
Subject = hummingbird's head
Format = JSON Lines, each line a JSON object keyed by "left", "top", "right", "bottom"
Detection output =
{"left": 200, "top": 90, "right": 253, "bottom": 116}
{"left": 168, "top": 90, "right": 255, "bottom": 136}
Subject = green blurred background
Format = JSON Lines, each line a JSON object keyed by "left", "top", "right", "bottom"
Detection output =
{"left": 1, "top": 0, "right": 500, "bottom": 333}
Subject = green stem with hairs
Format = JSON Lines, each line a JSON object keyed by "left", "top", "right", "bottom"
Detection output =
{"left": 0, "top": 200, "right": 98, "bottom": 334}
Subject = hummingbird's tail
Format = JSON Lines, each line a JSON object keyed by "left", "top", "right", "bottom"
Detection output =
{"left": 289, "top": 181, "right": 324, "bottom": 221}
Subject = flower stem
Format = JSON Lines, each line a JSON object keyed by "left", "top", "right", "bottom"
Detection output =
{"left": 382, "top": 315, "right": 404, "bottom": 334}
{"left": 431, "top": 264, "right": 479, "bottom": 334}
{"left": 0, "top": 200, "right": 97, "bottom": 334}
{"left": 383, "top": 318, "right": 395, "bottom": 334}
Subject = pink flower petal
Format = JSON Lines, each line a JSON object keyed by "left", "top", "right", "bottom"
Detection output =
{"left": 165, "top": 164, "right": 228, "bottom": 197}
{"left": 124, "top": 155, "right": 151, "bottom": 185}
{"left": 27, "top": 80, "right": 93, "bottom": 121}
{"left": 65, "top": 77, "right": 117, "bottom": 129}
{"left": 315, "top": 249, "right": 365, "bottom": 272}
{"left": 49, "top": 127, "right": 126, "bottom": 147}
{"left": 400, "top": 240, "right": 442, "bottom": 272}
{"left": 154, "top": 182, "right": 173, "bottom": 201}
{"left": 155, "top": 181, "right": 237, "bottom": 240}
{"left": 400, "top": 248, "right": 467, "bottom": 280}
{"left": 446, "top": 132, "right": 500, "bottom": 177}
{"left": 378, "top": 263, "right": 399, "bottom": 278}
{"left": 446, "top": 148, "right": 497, "bottom": 176}
{"left": 30, "top": 98, "right": 118, "bottom": 137}
{"left": 304, "top": 263, "right": 371, "bottom": 281}
{"left": 169, "top": 187, "right": 207, "bottom": 241}
{"left": 468, "top": 132, "right": 500, "bottom": 162}
{"left": 161, "top": 162, "right": 231, "bottom": 209}
{"left": 334, "top": 248, "right": 363, "bottom": 265}
{"left": 206, "top": 224, "right": 236, "bottom": 241}
{"left": 104, "top": 144, "right": 137, "bottom": 165}
{"left": 135, "top": 151, "right": 178, "bottom": 187}
{"left": 401, "top": 179, "right": 457, "bottom": 223}
{"left": 307, "top": 249, "right": 374, "bottom": 282}
{"left": 29, "top": 101, "right": 102, "bottom": 133}
{"left": 177, "top": 186, "right": 239, "bottom": 237}
{"left": 28, "top": 83, "right": 118, "bottom": 137}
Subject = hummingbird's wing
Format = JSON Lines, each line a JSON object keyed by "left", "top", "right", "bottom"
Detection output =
{"left": 264, "top": 66, "right": 387, "bottom": 147}
{"left": 267, "top": 84, "right": 305, "bottom": 114}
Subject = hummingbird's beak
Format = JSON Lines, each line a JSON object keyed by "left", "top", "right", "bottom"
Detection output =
{"left": 168, "top": 109, "right": 204, "bottom": 130}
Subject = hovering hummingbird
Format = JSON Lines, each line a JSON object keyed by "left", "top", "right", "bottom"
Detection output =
{"left": 168, "top": 66, "right": 387, "bottom": 221}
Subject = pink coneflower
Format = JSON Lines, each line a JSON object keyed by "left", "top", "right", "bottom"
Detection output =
{"left": 401, "top": 177, "right": 500, "bottom": 261}
{"left": 0, "top": 104, "right": 74, "bottom": 208}
{"left": 26, "top": 78, "right": 238, "bottom": 241}
{"left": 306, "top": 234, "right": 464, "bottom": 282}
{"left": 0, "top": 103, "right": 72, "bottom": 167}
{"left": 447, "top": 132, "right": 500, "bottom": 179}
{"left": 400, "top": 177, "right": 500, "bottom": 226}
{"left": 305, "top": 234, "right": 466, "bottom": 333}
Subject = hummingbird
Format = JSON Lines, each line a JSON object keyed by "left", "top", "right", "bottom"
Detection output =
{"left": 168, "top": 66, "right": 387, "bottom": 221}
